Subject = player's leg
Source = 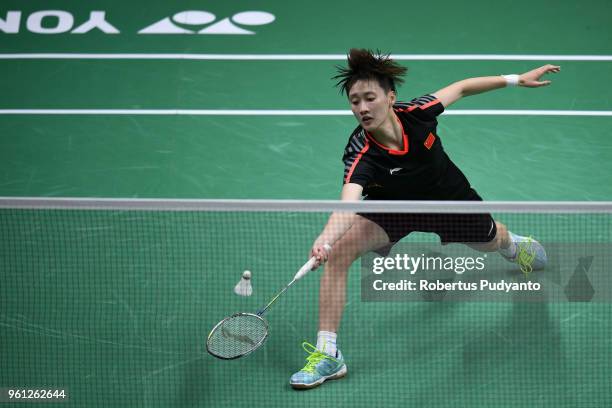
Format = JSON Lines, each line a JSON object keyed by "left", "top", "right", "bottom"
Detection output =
{"left": 468, "top": 220, "right": 547, "bottom": 272}
{"left": 467, "top": 220, "right": 509, "bottom": 252}
{"left": 436, "top": 187, "right": 547, "bottom": 273}
{"left": 318, "top": 215, "right": 390, "bottom": 333}
{"left": 290, "top": 215, "right": 390, "bottom": 390}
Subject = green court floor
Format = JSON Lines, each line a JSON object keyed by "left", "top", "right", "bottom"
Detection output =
{"left": 1, "top": 0, "right": 612, "bottom": 407}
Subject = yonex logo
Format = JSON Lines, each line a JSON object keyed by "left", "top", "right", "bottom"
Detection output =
{"left": 0, "top": 11, "right": 119, "bottom": 34}
{"left": 140, "top": 11, "right": 276, "bottom": 35}
{"left": 0, "top": 10, "right": 276, "bottom": 35}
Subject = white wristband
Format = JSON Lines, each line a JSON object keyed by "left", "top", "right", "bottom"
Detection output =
{"left": 502, "top": 74, "right": 520, "bottom": 87}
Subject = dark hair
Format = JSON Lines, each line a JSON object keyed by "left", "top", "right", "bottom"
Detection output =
{"left": 333, "top": 49, "right": 407, "bottom": 97}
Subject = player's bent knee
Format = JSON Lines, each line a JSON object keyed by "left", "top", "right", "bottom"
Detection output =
{"left": 327, "top": 243, "right": 360, "bottom": 269}
{"left": 327, "top": 234, "right": 368, "bottom": 270}
{"left": 326, "top": 217, "right": 389, "bottom": 271}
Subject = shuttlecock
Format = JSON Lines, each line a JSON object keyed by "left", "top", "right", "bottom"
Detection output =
{"left": 234, "top": 270, "right": 253, "bottom": 297}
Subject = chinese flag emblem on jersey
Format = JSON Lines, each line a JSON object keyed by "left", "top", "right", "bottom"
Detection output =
{"left": 424, "top": 132, "right": 436, "bottom": 149}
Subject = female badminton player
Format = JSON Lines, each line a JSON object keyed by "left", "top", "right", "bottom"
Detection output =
{"left": 289, "top": 49, "right": 559, "bottom": 389}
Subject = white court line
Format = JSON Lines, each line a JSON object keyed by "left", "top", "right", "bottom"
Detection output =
{"left": 0, "top": 109, "right": 611, "bottom": 116}
{"left": 1, "top": 53, "right": 612, "bottom": 61}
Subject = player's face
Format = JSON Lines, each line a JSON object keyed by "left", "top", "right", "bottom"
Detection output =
{"left": 348, "top": 79, "right": 395, "bottom": 131}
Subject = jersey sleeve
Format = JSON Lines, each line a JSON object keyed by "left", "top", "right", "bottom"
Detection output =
{"left": 397, "top": 94, "right": 444, "bottom": 120}
{"left": 342, "top": 132, "right": 373, "bottom": 187}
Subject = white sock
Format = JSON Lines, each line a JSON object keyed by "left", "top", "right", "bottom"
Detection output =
{"left": 316, "top": 331, "right": 337, "bottom": 356}
{"left": 498, "top": 231, "right": 517, "bottom": 258}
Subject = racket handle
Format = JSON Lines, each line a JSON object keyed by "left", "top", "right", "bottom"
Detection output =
{"left": 293, "top": 243, "right": 332, "bottom": 281}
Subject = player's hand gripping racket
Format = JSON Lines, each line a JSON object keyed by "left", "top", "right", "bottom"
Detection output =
{"left": 206, "top": 244, "right": 332, "bottom": 360}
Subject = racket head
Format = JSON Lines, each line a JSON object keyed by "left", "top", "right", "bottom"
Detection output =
{"left": 206, "top": 312, "right": 269, "bottom": 360}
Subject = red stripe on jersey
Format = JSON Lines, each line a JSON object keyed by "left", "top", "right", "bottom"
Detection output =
{"left": 345, "top": 141, "right": 370, "bottom": 183}
{"left": 419, "top": 99, "right": 441, "bottom": 110}
{"left": 395, "top": 105, "right": 418, "bottom": 113}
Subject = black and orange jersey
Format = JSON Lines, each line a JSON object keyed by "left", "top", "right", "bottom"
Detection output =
{"left": 342, "top": 94, "right": 472, "bottom": 200}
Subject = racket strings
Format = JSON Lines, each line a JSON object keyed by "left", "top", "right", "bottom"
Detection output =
{"left": 207, "top": 313, "right": 268, "bottom": 359}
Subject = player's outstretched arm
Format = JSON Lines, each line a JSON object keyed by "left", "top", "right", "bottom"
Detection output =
{"left": 310, "top": 183, "right": 362, "bottom": 268}
{"left": 433, "top": 64, "right": 561, "bottom": 108}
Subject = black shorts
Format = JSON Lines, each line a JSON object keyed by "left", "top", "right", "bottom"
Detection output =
{"left": 359, "top": 189, "right": 496, "bottom": 253}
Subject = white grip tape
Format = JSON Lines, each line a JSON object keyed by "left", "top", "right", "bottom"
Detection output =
{"left": 293, "top": 244, "right": 332, "bottom": 281}
{"left": 294, "top": 257, "right": 316, "bottom": 281}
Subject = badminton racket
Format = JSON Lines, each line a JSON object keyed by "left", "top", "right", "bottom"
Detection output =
{"left": 206, "top": 244, "right": 331, "bottom": 360}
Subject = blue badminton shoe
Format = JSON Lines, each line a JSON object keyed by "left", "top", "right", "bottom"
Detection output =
{"left": 290, "top": 342, "right": 347, "bottom": 390}
{"left": 501, "top": 232, "right": 547, "bottom": 275}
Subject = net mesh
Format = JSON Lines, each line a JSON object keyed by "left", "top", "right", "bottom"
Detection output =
{"left": 1, "top": 199, "right": 611, "bottom": 407}
{"left": 207, "top": 313, "right": 268, "bottom": 359}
